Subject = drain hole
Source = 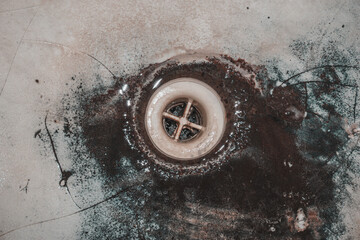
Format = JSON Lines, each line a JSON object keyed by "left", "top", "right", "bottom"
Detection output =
{"left": 179, "top": 127, "right": 199, "bottom": 141}
{"left": 163, "top": 118, "right": 178, "bottom": 136}
{"left": 162, "top": 101, "right": 202, "bottom": 142}
{"left": 168, "top": 102, "right": 185, "bottom": 117}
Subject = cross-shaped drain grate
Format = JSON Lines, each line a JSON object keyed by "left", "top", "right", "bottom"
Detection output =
{"left": 162, "top": 99, "right": 204, "bottom": 142}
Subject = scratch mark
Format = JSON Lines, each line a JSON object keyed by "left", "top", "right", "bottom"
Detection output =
{"left": 354, "top": 87, "right": 358, "bottom": 122}
{"left": 279, "top": 65, "right": 359, "bottom": 87}
{"left": 0, "top": 181, "right": 143, "bottom": 238}
{"left": 287, "top": 80, "right": 357, "bottom": 88}
{"left": 84, "top": 53, "right": 116, "bottom": 79}
{"left": 289, "top": 68, "right": 359, "bottom": 125}
{"left": 19, "top": 179, "right": 30, "bottom": 194}
{"left": 21, "top": 39, "right": 117, "bottom": 79}
{"left": 0, "top": 5, "right": 41, "bottom": 14}
{"left": 44, "top": 114, "right": 62, "bottom": 174}
{"left": 0, "top": 8, "right": 38, "bottom": 97}
{"left": 34, "top": 129, "right": 41, "bottom": 138}
{"left": 44, "top": 114, "right": 81, "bottom": 209}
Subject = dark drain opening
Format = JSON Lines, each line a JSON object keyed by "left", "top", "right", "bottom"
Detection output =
{"left": 162, "top": 101, "right": 202, "bottom": 142}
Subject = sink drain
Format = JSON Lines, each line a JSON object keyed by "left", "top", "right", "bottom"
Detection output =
{"left": 129, "top": 54, "right": 257, "bottom": 176}
{"left": 145, "top": 78, "right": 226, "bottom": 161}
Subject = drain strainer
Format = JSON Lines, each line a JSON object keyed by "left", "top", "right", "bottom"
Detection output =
{"left": 145, "top": 77, "right": 226, "bottom": 161}
{"left": 162, "top": 99, "right": 203, "bottom": 142}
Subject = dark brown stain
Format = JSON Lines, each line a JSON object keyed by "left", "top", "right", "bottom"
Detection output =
{"left": 53, "top": 54, "right": 358, "bottom": 239}
{"left": 68, "top": 55, "right": 343, "bottom": 239}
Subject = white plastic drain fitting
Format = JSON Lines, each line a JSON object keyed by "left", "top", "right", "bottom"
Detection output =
{"left": 145, "top": 78, "right": 226, "bottom": 161}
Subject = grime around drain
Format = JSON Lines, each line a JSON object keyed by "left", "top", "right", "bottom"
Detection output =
{"left": 55, "top": 53, "right": 359, "bottom": 239}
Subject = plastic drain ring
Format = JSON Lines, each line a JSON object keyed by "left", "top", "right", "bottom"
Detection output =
{"left": 145, "top": 77, "right": 226, "bottom": 161}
